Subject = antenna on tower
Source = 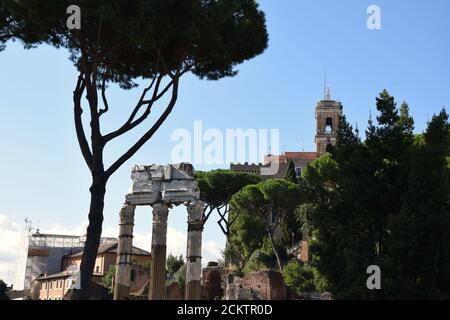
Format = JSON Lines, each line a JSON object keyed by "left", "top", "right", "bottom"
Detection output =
{"left": 24, "top": 217, "right": 33, "bottom": 233}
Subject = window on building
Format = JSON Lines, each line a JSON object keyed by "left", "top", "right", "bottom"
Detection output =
{"left": 325, "top": 117, "right": 333, "bottom": 134}
{"left": 295, "top": 167, "right": 302, "bottom": 177}
{"left": 50, "top": 282, "right": 52, "bottom": 290}
{"left": 130, "top": 270, "right": 136, "bottom": 282}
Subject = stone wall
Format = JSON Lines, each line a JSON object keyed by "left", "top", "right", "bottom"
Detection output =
{"left": 202, "top": 263, "right": 224, "bottom": 300}
{"left": 226, "top": 270, "right": 287, "bottom": 300}
{"left": 165, "top": 282, "right": 183, "bottom": 300}
{"left": 130, "top": 265, "right": 150, "bottom": 294}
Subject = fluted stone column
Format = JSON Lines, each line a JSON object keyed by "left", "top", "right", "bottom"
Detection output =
{"left": 114, "top": 204, "right": 135, "bottom": 300}
{"left": 185, "top": 201, "right": 204, "bottom": 300}
{"left": 149, "top": 203, "right": 169, "bottom": 300}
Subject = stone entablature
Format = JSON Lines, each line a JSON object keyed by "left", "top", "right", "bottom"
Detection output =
{"left": 126, "top": 163, "right": 199, "bottom": 206}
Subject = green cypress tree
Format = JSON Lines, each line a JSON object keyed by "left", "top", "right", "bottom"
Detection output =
{"left": 285, "top": 160, "right": 298, "bottom": 184}
{"left": 388, "top": 109, "right": 450, "bottom": 299}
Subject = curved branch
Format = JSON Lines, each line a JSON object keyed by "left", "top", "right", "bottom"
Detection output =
{"left": 73, "top": 73, "right": 93, "bottom": 171}
{"left": 105, "top": 73, "right": 180, "bottom": 178}
{"left": 104, "top": 64, "right": 192, "bottom": 144}
{"left": 103, "top": 75, "right": 163, "bottom": 143}
{"left": 218, "top": 220, "right": 228, "bottom": 237}
{"left": 98, "top": 77, "right": 109, "bottom": 117}
{"left": 203, "top": 206, "right": 214, "bottom": 224}
{"left": 216, "top": 205, "right": 230, "bottom": 237}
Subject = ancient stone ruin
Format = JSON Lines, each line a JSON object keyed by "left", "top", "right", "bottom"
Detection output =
{"left": 225, "top": 270, "right": 287, "bottom": 300}
{"left": 113, "top": 163, "right": 204, "bottom": 300}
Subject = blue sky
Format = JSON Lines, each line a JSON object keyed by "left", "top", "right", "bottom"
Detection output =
{"left": 1, "top": 0, "right": 450, "bottom": 283}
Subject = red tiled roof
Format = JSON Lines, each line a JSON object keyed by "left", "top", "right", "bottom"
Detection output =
{"left": 66, "top": 241, "right": 150, "bottom": 258}
{"left": 284, "top": 152, "right": 320, "bottom": 160}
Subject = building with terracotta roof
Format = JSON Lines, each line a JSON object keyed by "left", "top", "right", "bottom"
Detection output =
{"left": 231, "top": 94, "right": 342, "bottom": 180}
{"left": 34, "top": 241, "right": 151, "bottom": 300}
{"left": 13, "top": 228, "right": 116, "bottom": 299}
{"left": 62, "top": 241, "right": 150, "bottom": 275}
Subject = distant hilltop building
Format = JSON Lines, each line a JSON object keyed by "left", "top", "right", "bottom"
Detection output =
{"left": 231, "top": 92, "right": 343, "bottom": 179}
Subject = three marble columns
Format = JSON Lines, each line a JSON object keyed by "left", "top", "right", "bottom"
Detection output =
{"left": 113, "top": 200, "right": 204, "bottom": 300}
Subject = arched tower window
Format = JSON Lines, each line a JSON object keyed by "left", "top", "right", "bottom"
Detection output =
{"left": 325, "top": 117, "right": 333, "bottom": 134}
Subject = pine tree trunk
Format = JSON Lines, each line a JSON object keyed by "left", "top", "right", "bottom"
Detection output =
{"left": 71, "top": 175, "right": 106, "bottom": 300}
{"left": 268, "top": 231, "right": 283, "bottom": 273}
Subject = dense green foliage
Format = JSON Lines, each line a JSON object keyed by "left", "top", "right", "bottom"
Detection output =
{"left": 242, "top": 237, "right": 286, "bottom": 275}
{"left": 285, "top": 160, "right": 298, "bottom": 184}
{"left": 196, "top": 170, "right": 260, "bottom": 219}
{"left": 282, "top": 160, "right": 303, "bottom": 247}
{"left": 1, "top": 0, "right": 268, "bottom": 85}
{"left": 175, "top": 264, "right": 187, "bottom": 294}
{"left": 195, "top": 169, "right": 260, "bottom": 263}
{"left": 101, "top": 265, "right": 116, "bottom": 293}
{"left": 229, "top": 179, "right": 302, "bottom": 271}
{"left": 166, "top": 254, "right": 185, "bottom": 278}
{"left": 283, "top": 260, "right": 327, "bottom": 294}
{"left": 228, "top": 207, "right": 266, "bottom": 263}
{"left": 300, "top": 90, "right": 450, "bottom": 299}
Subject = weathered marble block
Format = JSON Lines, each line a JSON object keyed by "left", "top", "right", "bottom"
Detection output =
{"left": 126, "top": 163, "right": 199, "bottom": 206}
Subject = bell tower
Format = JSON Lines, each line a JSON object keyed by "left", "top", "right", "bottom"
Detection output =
{"left": 315, "top": 89, "right": 343, "bottom": 154}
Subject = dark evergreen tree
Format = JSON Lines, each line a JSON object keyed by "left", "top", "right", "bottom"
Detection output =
{"left": 388, "top": 109, "right": 450, "bottom": 298}
{"left": 300, "top": 90, "right": 450, "bottom": 299}
{"left": 285, "top": 160, "right": 298, "bottom": 184}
